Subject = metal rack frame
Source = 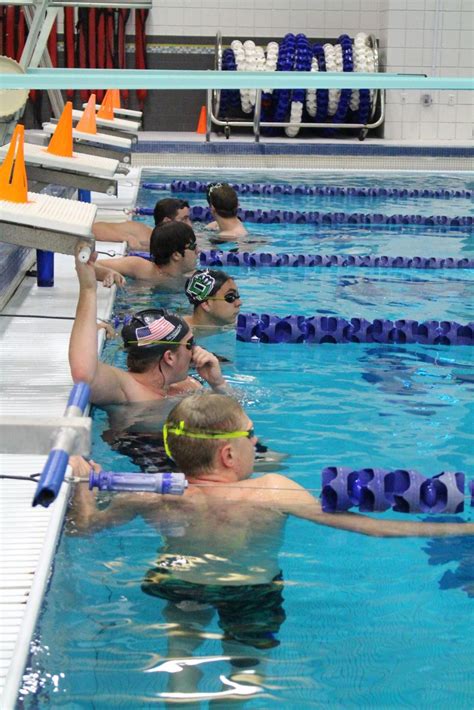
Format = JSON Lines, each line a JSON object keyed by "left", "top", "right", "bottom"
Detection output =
{"left": 206, "top": 32, "right": 385, "bottom": 142}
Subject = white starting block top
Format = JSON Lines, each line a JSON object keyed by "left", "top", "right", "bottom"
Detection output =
{"left": 42, "top": 123, "right": 132, "bottom": 149}
{"left": 0, "top": 193, "right": 97, "bottom": 235}
{"left": 0, "top": 142, "right": 119, "bottom": 178}
{"left": 72, "top": 109, "right": 140, "bottom": 133}
{"left": 83, "top": 103, "right": 142, "bottom": 120}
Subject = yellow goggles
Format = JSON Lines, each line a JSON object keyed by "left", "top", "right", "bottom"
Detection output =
{"left": 163, "top": 420, "right": 254, "bottom": 458}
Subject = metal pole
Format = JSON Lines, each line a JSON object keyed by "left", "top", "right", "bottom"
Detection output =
{"left": 253, "top": 90, "right": 262, "bottom": 143}
{"left": 22, "top": 4, "right": 64, "bottom": 119}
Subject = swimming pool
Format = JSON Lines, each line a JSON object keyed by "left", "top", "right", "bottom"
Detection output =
{"left": 21, "top": 169, "right": 473, "bottom": 708}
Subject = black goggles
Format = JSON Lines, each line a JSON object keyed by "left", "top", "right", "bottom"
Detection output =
{"left": 185, "top": 240, "right": 197, "bottom": 251}
{"left": 210, "top": 291, "right": 241, "bottom": 304}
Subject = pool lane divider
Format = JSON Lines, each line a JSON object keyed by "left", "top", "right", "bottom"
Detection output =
{"left": 321, "top": 468, "right": 470, "bottom": 514}
{"left": 135, "top": 205, "right": 472, "bottom": 227}
{"left": 128, "top": 250, "right": 474, "bottom": 270}
{"left": 143, "top": 180, "right": 472, "bottom": 200}
{"left": 236, "top": 314, "right": 474, "bottom": 345}
{"left": 200, "top": 251, "right": 474, "bottom": 269}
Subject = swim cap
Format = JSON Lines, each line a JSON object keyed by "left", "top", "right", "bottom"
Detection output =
{"left": 206, "top": 182, "right": 223, "bottom": 205}
{"left": 122, "top": 309, "right": 190, "bottom": 353}
{"left": 185, "top": 269, "right": 231, "bottom": 305}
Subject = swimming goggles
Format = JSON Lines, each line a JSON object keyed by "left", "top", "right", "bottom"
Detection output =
{"left": 163, "top": 420, "right": 254, "bottom": 458}
{"left": 127, "top": 337, "right": 194, "bottom": 350}
{"left": 184, "top": 240, "right": 197, "bottom": 251}
{"left": 209, "top": 291, "right": 241, "bottom": 304}
{"left": 207, "top": 182, "right": 223, "bottom": 198}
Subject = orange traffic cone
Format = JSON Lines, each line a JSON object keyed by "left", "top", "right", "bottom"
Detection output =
{"left": 0, "top": 124, "right": 28, "bottom": 203}
{"left": 46, "top": 102, "right": 74, "bottom": 157}
{"left": 97, "top": 89, "right": 115, "bottom": 120}
{"left": 111, "top": 89, "right": 121, "bottom": 110}
{"left": 76, "top": 93, "right": 97, "bottom": 134}
{"left": 196, "top": 105, "right": 207, "bottom": 134}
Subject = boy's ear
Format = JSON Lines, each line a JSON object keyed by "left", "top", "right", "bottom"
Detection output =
{"left": 161, "top": 349, "right": 175, "bottom": 366}
{"left": 219, "top": 442, "right": 234, "bottom": 468}
{"left": 201, "top": 301, "right": 211, "bottom": 312}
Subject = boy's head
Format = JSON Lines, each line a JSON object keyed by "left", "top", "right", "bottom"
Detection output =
{"left": 206, "top": 183, "right": 239, "bottom": 218}
{"left": 150, "top": 222, "right": 198, "bottom": 268}
{"left": 185, "top": 269, "right": 241, "bottom": 324}
{"left": 153, "top": 198, "right": 191, "bottom": 227}
{"left": 164, "top": 393, "right": 255, "bottom": 477}
{"left": 121, "top": 308, "right": 190, "bottom": 373}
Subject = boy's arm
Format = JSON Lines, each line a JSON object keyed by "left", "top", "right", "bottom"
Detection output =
{"left": 264, "top": 474, "right": 474, "bottom": 538}
{"left": 93, "top": 263, "right": 126, "bottom": 288}
{"left": 95, "top": 256, "right": 153, "bottom": 280}
{"left": 92, "top": 220, "right": 152, "bottom": 250}
{"left": 68, "top": 457, "right": 162, "bottom": 534}
{"left": 69, "top": 250, "right": 128, "bottom": 405}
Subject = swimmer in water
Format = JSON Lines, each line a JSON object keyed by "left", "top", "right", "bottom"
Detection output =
{"left": 70, "top": 246, "right": 230, "bottom": 407}
{"left": 182, "top": 269, "right": 242, "bottom": 336}
{"left": 95, "top": 222, "right": 199, "bottom": 290}
{"left": 71, "top": 393, "right": 474, "bottom": 700}
{"left": 205, "top": 182, "right": 248, "bottom": 240}
{"left": 92, "top": 197, "right": 192, "bottom": 251}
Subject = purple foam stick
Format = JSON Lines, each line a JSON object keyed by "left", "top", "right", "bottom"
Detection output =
{"left": 367, "top": 319, "right": 396, "bottom": 343}
{"left": 321, "top": 467, "right": 354, "bottom": 512}
{"left": 305, "top": 316, "right": 349, "bottom": 344}
{"left": 384, "top": 469, "right": 429, "bottom": 513}
{"left": 391, "top": 319, "right": 420, "bottom": 344}
{"left": 258, "top": 314, "right": 307, "bottom": 343}
{"left": 236, "top": 313, "right": 261, "bottom": 342}
{"left": 348, "top": 468, "right": 391, "bottom": 512}
{"left": 420, "top": 472, "right": 465, "bottom": 514}
{"left": 343, "top": 318, "right": 374, "bottom": 343}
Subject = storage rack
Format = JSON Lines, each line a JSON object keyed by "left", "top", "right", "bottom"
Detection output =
{"left": 206, "top": 31, "right": 384, "bottom": 142}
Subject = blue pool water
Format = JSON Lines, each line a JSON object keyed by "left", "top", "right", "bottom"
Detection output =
{"left": 21, "top": 170, "right": 473, "bottom": 708}
{"left": 135, "top": 169, "right": 473, "bottom": 257}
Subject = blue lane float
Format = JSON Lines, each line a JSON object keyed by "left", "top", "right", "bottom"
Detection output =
{"left": 200, "top": 250, "right": 474, "bottom": 270}
{"left": 321, "top": 467, "right": 468, "bottom": 514}
{"left": 236, "top": 313, "right": 474, "bottom": 346}
{"left": 89, "top": 470, "right": 188, "bottom": 495}
{"left": 135, "top": 205, "right": 472, "bottom": 227}
{"left": 129, "top": 249, "right": 474, "bottom": 270}
{"left": 142, "top": 179, "right": 472, "bottom": 200}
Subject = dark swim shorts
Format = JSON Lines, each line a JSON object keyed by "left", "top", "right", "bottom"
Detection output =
{"left": 141, "top": 569, "right": 286, "bottom": 650}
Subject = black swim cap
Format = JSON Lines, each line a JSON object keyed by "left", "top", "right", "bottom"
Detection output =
{"left": 122, "top": 309, "right": 190, "bottom": 353}
{"left": 185, "top": 269, "right": 231, "bottom": 305}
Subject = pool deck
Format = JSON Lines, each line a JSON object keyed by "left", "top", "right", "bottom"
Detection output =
{"left": 132, "top": 132, "right": 474, "bottom": 171}
{"left": 0, "top": 196, "right": 134, "bottom": 708}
